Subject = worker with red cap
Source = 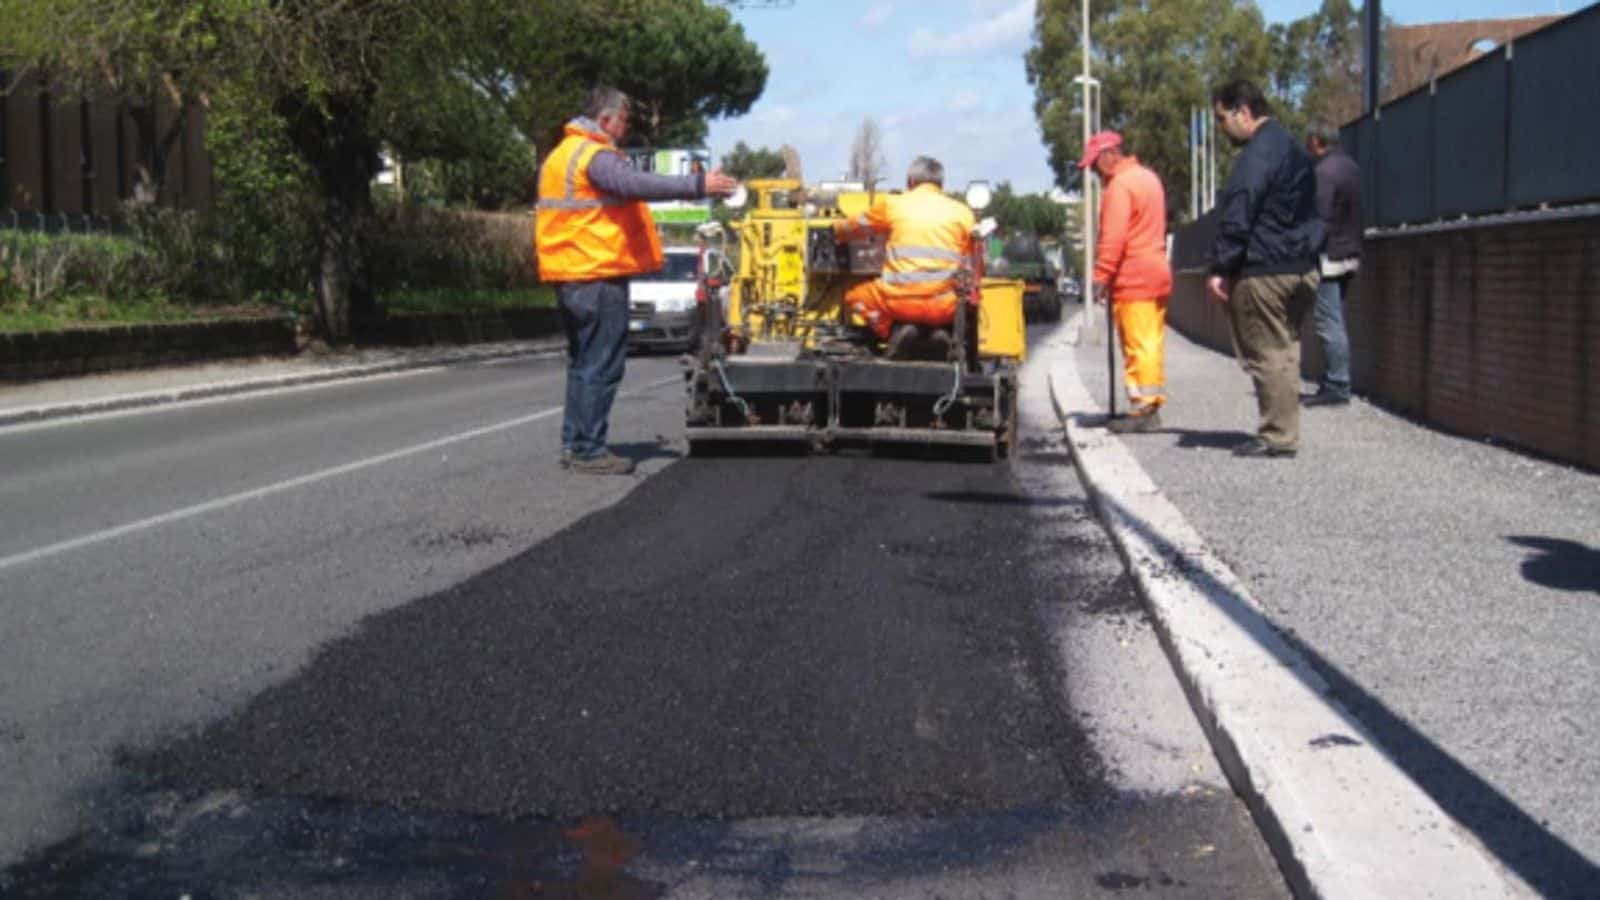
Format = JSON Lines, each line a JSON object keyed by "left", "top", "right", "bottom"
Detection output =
{"left": 1080, "top": 131, "right": 1173, "bottom": 433}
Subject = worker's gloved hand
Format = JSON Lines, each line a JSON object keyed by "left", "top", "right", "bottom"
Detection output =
{"left": 1093, "top": 282, "right": 1110, "bottom": 306}
{"left": 704, "top": 169, "right": 740, "bottom": 197}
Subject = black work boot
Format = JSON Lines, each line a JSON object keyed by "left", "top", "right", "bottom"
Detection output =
{"left": 884, "top": 324, "right": 919, "bottom": 359}
{"left": 1302, "top": 389, "right": 1351, "bottom": 408}
{"left": 1107, "top": 409, "right": 1162, "bottom": 434}
{"left": 925, "top": 328, "right": 954, "bottom": 360}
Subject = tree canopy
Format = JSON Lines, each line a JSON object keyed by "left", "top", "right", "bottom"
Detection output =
{"left": 720, "top": 141, "right": 788, "bottom": 179}
{"left": 1268, "top": 0, "right": 1388, "bottom": 132}
{"left": 0, "top": 0, "right": 768, "bottom": 340}
{"left": 985, "top": 183, "right": 1070, "bottom": 240}
{"left": 1027, "top": 0, "right": 1274, "bottom": 221}
{"left": 847, "top": 118, "right": 887, "bottom": 186}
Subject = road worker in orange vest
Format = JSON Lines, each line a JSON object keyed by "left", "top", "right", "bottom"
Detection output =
{"left": 834, "top": 156, "right": 976, "bottom": 360}
{"left": 1081, "top": 131, "right": 1174, "bottom": 433}
{"left": 536, "top": 86, "right": 738, "bottom": 476}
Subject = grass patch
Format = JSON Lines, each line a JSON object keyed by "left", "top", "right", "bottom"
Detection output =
{"left": 0, "top": 295, "right": 293, "bottom": 333}
{"left": 381, "top": 286, "right": 555, "bottom": 315}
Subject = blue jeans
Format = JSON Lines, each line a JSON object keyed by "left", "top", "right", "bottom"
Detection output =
{"left": 1314, "top": 275, "right": 1351, "bottom": 397}
{"left": 558, "top": 279, "right": 630, "bottom": 460}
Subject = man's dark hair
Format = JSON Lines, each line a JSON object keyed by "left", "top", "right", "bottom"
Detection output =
{"left": 1307, "top": 121, "right": 1341, "bottom": 149}
{"left": 585, "top": 86, "right": 630, "bottom": 120}
{"left": 1211, "top": 79, "right": 1271, "bottom": 117}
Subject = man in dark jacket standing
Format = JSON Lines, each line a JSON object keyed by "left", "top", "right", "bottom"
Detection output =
{"left": 1304, "top": 122, "right": 1362, "bottom": 406}
{"left": 1205, "top": 80, "right": 1325, "bottom": 458}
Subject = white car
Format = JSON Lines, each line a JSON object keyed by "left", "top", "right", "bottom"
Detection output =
{"left": 628, "top": 245, "right": 728, "bottom": 352}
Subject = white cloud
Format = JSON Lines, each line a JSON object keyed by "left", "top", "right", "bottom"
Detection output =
{"left": 908, "top": 0, "right": 1033, "bottom": 59}
{"left": 947, "top": 90, "right": 982, "bottom": 113}
{"left": 859, "top": 3, "right": 893, "bottom": 28}
{"left": 755, "top": 105, "right": 798, "bottom": 126}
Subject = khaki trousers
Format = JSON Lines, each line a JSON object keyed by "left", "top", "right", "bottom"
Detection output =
{"left": 1225, "top": 271, "right": 1319, "bottom": 449}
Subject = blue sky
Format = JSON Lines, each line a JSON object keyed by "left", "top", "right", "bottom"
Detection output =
{"left": 704, "top": 0, "right": 1573, "bottom": 193}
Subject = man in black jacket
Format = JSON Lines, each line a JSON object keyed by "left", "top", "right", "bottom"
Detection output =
{"left": 1304, "top": 122, "right": 1363, "bottom": 406}
{"left": 1205, "top": 79, "right": 1325, "bottom": 458}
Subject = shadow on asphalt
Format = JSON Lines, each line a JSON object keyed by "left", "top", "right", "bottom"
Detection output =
{"left": 1167, "top": 429, "right": 1255, "bottom": 451}
{"left": 1506, "top": 536, "right": 1600, "bottom": 594}
{"left": 924, "top": 490, "right": 1079, "bottom": 508}
{"left": 1100, "top": 492, "right": 1600, "bottom": 897}
{"left": 609, "top": 440, "right": 683, "bottom": 464}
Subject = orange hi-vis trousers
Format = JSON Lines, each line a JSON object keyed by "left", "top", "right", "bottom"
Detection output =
{"left": 845, "top": 280, "right": 960, "bottom": 339}
{"left": 1114, "top": 297, "right": 1168, "bottom": 413}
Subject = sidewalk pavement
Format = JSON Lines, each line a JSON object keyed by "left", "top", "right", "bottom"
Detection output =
{"left": 0, "top": 338, "right": 566, "bottom": 427}
{"left": 1050, "top": 307, "right": 1599, "bottom": 898}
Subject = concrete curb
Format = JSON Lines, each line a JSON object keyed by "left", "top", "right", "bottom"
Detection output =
{"left": 0, "top": 340, "right": 565, "bottom": 428}
{"left": 1041, "top": 315, "right": 1531, "bottom": 899}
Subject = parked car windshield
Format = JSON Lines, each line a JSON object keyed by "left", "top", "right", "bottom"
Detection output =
{"left": 656, "top": 252, "right": 700, "bottom": 282}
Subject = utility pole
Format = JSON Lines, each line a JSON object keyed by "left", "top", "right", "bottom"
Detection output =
{"left": 1190, "top": 108, "right": 1199, "bottom": 220}
{"left": 1363, "top": 0, "right": 1383, "bottom": 113}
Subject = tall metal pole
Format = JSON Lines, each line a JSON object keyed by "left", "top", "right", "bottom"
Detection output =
{"left": 1206, "top": 107, "right": 1216, "bottom": 209}
{"left": 1190, "top": 107, "right": 1199, "bottom": 220}
{"left": 1079, "top": 0, "right": 1113, "bottom": 418}
{"left": 1363, "top": 0, "right": 1382, "bottom": 114}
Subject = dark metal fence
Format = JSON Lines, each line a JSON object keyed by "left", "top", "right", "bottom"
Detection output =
{"left": 1, "top": 68, "right": 214, "bottom": 222}
{"left": 1342, "top": 2, "right": 1600, "bottom": 228}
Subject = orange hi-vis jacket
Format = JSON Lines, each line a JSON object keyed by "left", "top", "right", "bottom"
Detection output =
{"left": 535, "top": 119, "right": 663, "bottom": 282}
{"left": 836, "top": 183, "right": 976, "bottom": 301}
{"left": 1093, "top": 155, "right": 1173, "bottom": 302}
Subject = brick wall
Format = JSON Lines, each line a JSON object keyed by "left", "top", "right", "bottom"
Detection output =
{"left": 1167, "top": 214, "right": 1600, "bottom": 470}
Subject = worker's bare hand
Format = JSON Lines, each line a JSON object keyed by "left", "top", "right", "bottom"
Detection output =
{"left": 704, "top": 169, "right": 740, "bottom": 197}
{"left": 1093, "top": 282, "right": 1110, "bottom": 306}
{"left": 1206, "top": 275, "right": 1231, "bottom": 304}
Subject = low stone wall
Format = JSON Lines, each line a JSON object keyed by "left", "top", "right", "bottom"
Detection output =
{"left": 354, "top": 308, "right": 562, "bottom": 347}
{"left": 0, "top": 317, "right": 297, "bottom": 382}
{"left": 0, "top": 307, "right": 567, "bottom": 383}
{"left": 1167, "top": 213, "right": 1600, "bottom": 470}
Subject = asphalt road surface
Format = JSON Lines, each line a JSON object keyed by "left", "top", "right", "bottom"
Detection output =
{"left": 1, "top": 342, "right": 1287, "bottom": 897}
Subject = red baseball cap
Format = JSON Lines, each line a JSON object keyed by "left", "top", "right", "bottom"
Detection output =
{"left": 1076, "top": 131, "right": 1122, "bottom": 169}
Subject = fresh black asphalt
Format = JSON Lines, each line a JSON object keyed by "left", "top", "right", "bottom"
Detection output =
{"left": 4, "top": 349, "right": 1288, "bottom": 897}
{"left": 131, "top": 454, "right": 1106, "bottom": 819}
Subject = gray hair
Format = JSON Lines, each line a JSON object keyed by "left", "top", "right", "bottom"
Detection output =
{"left": 585, "top": 86, "right": 631, "bottom": 121}
{"left": 906, "top": 155, "right": 944, "bottom": 187}
{"left": 1307, "top": 121, "right": 1341, "bottom": 150}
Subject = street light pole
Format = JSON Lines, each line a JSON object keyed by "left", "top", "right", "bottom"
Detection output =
{"left": 1076, "top": 0, "right": 1112, "bottom": 416}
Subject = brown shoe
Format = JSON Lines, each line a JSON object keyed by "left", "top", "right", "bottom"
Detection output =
{"left": 1107, "top": 409, "right": 1162, "bottom": 434}
{"left": 569, "top": 451, "right": 637, "bottom": 475}
{"left": 1231, "top": 437, "right": 1297, "bottom": 458}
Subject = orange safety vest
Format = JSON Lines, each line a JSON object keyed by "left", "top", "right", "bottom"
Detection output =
{"left": 535, "top": 119, "right": 663, "bottom": 282}
{"left": 838, "top": 183, "right": 975, "bottom": 299}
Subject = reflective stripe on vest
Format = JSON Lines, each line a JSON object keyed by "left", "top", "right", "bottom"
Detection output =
{"left": 535, "top": 127, "right": 663, "bottom": 281}
{"left": 879, "top": 184, "right": 974, "bottom": 296}
{"left": 886, "top": 245, "right": 964, "bottom": 263}
{"left": 536, "top": 142, "right": 634, "bottom": 210}
{"left": 883, "top": 268, "right": 959, "bottom": 286}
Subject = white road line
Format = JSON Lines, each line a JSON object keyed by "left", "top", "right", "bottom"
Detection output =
{"left": 0, "top": 375, "right": 681, "bottom": 574}
{"left": 0, "top": 351, "right": 569, "bottom": 436}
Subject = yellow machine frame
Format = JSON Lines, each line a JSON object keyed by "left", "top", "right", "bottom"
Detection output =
{"left": 686, "top": 178, "right": 1026, "bottom": 458}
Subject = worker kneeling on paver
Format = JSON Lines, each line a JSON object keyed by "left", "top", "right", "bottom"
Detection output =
{"left": 1081, "top": 131, "right": 1174, "bottom": 433}
{"left": 834, "top": 156, "right": 976, "bottom": 360}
